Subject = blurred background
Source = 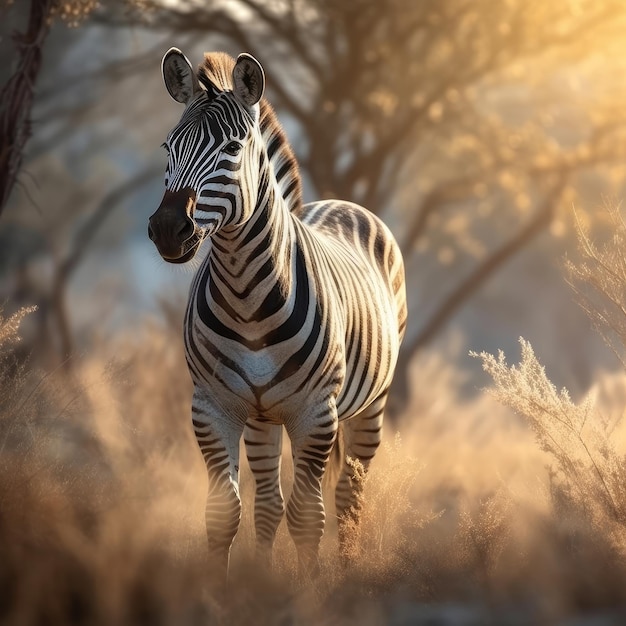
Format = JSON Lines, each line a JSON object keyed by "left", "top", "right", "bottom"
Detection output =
{"left": 4, "top": 0, "right": 626, "bottom": 405}
{"left": 4, "top": 2, "right": 626, "bottom": 623}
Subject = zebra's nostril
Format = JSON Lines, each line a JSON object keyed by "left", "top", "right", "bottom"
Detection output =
{"left": 177, "top": 219, "right": 195, "bottom": 241}
{"left": 148, "top": 223, "right": 155, "bottom": 241}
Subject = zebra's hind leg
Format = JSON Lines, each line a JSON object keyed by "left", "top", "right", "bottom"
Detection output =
{"left": 335, "top": 392, "right": 386, "bottom": 562}
{"left": 192, "top": 389, "right": 246, "bottom": 582}
{"left": 285, "top": 409, "right": 338, "bottom": 577}
{"left": 244, "top": 419, "right": 285, "bottom": 568}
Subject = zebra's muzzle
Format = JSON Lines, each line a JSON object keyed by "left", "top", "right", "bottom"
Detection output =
{"left": 149, "top": 187, "right": 201, "bottom": 263}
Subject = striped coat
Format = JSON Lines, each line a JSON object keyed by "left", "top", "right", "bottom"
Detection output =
{"left": 148, "top": 49, "right": 406, "bottom": 577}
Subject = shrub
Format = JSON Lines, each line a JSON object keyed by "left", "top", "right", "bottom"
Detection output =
{"left": 474, "top": 339, "right": 626, "bottom": 544}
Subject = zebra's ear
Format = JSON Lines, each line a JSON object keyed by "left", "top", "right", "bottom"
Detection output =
{"left": 232, "top": 53, "right": 265, "bottom": 108}
{"left": 162, "top": 47, "right": 202, "bottom": 105}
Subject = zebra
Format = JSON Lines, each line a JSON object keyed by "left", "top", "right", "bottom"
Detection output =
{"left": 148, "top": 48, "right": 407, "bottom": 578}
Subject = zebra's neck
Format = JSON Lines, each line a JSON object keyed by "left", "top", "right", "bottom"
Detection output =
{"left": 207, "top": 156, "right": 297, "bottom": 319}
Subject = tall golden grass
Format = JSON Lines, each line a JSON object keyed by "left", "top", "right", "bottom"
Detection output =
{"left": 3, "top": 206, "right": 626, "bottom": 623}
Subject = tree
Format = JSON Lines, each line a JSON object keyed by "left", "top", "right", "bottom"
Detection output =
{"left": 1, "top": 0, "right": 152, "bottom": 367}
{"left": 0, "top": 0, "right": 122, "bottom": 219}
{"left": 94, "top": 0, "right": 626, "bottom": 406}
{"left": 7, "top": 0, "right": 626, "bottom": 405}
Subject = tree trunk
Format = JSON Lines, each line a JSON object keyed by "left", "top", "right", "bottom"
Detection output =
{"left": 0, "top": 0, "right": 54, "bottom": 218}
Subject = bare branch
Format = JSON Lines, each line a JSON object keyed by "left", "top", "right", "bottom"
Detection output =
{"left": 50, "top": 165, "right": 161, "bottom": 362}
{"left": 408, "top": 174, "right": 568, "bottom": 354}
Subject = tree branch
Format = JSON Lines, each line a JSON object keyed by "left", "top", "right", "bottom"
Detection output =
{"left": 408, "top": 174, "right": 568, "bottom": 354}
{"left": 51, "top": 166, "right": 160, "bottom": 363}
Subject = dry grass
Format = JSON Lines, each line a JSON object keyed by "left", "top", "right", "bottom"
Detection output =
{"left": 475, "top": 339, "right": 626, "bottom": 538}
{"left": 3, "top": 253, "right": 626, "bottom": 624}
{"left": 567, "top": 203, "right": 626, "bottom": 369}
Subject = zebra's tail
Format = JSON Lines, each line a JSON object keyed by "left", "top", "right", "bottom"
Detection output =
{"left": 323, "top": 423, "right": 345, "bottom": 491}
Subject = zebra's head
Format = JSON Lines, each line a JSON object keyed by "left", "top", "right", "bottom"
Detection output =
{"left": 148, "top": 49, "right": 265, "bottom": 264}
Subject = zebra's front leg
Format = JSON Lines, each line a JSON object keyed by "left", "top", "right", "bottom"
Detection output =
{"left": 285, "top": 410, "right": 338, "bottom": 577}
{"left": 244, "top": 419, "right": 284, "bottom": 568}
{"left": 192, "top": 389, "right": 246, "bottom": 581}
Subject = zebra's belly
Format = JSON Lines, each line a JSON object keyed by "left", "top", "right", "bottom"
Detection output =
{"left": 332, "top": 269, "right": 401, "bottom": 420}
{"left": 335, "top": 319, "right": 400, "bottom": 421}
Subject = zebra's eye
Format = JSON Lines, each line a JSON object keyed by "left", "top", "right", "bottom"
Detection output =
{"left": 161, "top": 142, "right": 170, "bottom": 154}
{"left": 224, "top": 141, "right": 242, "bottom": 156}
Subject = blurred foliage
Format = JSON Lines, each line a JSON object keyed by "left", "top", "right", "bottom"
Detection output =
{"left": 568, "top": 204, "right": 626, "bottom": 369}
{"left": 94, "top": 0, "right": 626, "bottom": 362}
{"left": 49, "top": 1, "right": 99, "bottom": 26}
{"left": 3, "top": 0, "right": 626, "bottom": 401}
{"left": 109, "top": 0, "right": 626, "bottom": 208}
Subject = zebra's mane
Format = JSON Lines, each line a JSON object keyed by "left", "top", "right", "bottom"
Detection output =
{"left": 198, "top": 52, "right": 303, "bottom": 213}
